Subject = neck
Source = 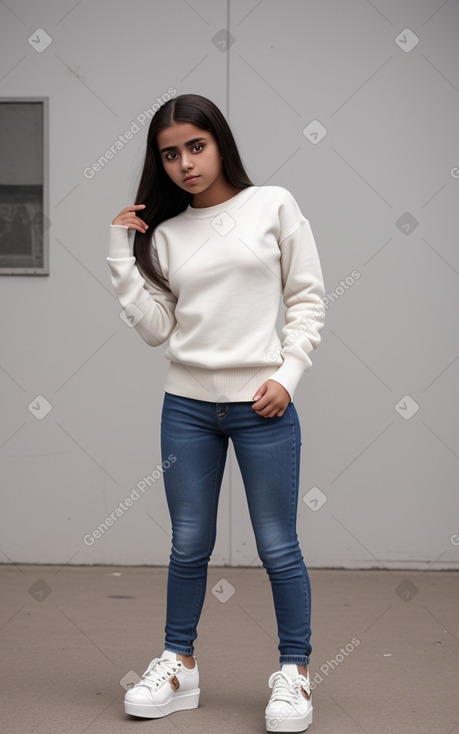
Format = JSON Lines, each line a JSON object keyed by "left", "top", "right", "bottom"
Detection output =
{"left": 191, "top": 178, "right": 242, "bottom": 209}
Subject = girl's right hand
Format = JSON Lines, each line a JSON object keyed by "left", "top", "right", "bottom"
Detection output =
{"left": 111, "top": 204, "right": 148, "bottom": 233}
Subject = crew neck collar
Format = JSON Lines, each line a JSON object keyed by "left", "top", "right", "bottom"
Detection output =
{"left": 182, "top": 186, "right": 258, "bottom": 218}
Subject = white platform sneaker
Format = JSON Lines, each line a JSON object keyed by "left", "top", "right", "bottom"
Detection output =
{"left": 265, "top": 664, "right": 313, "bottom": 732}
{"left": 124, "top": 649, "right": 200, "bottom": 719}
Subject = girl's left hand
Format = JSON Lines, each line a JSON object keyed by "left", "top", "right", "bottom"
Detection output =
{"left": 252, "top": 380, "right": 291, "bottom": 418}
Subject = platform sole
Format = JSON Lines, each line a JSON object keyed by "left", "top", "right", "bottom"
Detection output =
{"left": 125, "top": 688, "right": 200, "bottom": 719}
{"left": 265, "top": 706, "right": 313, "bottom": 732}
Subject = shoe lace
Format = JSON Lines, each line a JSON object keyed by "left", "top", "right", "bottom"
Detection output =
{"left": 136, "top": 657, "right": 182, "bottom": 692}
{"left": 268, "top": 670, "right": 311, "bottom": 705}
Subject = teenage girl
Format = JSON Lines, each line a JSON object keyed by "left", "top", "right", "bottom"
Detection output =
{"left": 107, "top": 93, "right": 325, "bottom": 733}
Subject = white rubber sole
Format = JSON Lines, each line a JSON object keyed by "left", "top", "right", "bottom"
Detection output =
{"left": 125, "top": 688, "right": 200, "bottom": 719}
{"left": 265, "top": 707, "right": 313, "bottom": 732}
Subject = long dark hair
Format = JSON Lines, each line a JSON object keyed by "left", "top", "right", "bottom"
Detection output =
{"left": 133, "top": 94, "right": 253, "bottom": 290}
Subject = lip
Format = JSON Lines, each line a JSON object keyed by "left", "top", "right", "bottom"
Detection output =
{"left": 184, "top": 175, "right": 200, "bottom": 183}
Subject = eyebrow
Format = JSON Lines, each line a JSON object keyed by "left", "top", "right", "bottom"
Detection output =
{"left": 159, "top": 137, "right": 207, "bottom": 154}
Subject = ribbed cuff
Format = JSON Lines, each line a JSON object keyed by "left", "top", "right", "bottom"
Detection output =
{"left": 268, "top": 353, "right": 311, "bottom": 400}
{"left": 108, "top": 224, "right": 133, "bottom": 259}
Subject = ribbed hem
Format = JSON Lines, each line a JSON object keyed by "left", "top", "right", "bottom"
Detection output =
{"left": 163, "top": 362, "right": 280, "bottom": 402}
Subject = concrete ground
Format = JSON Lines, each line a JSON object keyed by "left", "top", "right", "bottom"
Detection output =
{"left": 1, "top": 565, "right": 458, "bottom": 734}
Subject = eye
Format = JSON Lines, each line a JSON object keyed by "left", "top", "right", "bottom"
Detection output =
{"left": 165, "top": 151, "right": 178, "bottom": 161}
{"left": 192, "top": 144, "right": 204, "bottom": 153}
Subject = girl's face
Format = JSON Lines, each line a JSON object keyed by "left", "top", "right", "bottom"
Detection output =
{"left": 157, "top": 122, "right": 225, "bottom": 200}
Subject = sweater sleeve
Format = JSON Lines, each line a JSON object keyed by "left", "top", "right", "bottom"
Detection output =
{"left": 106, "top": 224, "right": 177, "bottom": 346}
{"left": 268, "top": 217, "right": 326, "bottom": 399}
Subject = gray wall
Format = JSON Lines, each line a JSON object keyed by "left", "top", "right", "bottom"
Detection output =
{"left": 1, "top": 0, "right": 458, "bottom": 569}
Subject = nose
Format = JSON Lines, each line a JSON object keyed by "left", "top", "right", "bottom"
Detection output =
{"left": 181, "top": 152, "right": 193, "bottom": 171}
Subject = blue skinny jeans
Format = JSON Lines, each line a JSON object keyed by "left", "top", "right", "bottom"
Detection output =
{"left": 160, "top": 391, "right": 312, "bottom": 666}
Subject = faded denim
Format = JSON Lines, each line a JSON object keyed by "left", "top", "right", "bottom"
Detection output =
{"left": 160, "top": 391, "right": 312, "bottom": 665}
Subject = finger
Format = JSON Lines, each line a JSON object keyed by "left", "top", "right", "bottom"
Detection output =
{"left": 262, "top": 402, "right": 285, "bottom": 418}
{"left": 130, "top": 224, "right": 148, "bottom": 232}
{"left": 126, "top": 218, "right": 148, "bottom": 228}
{"left": 121, "top": 213, "right": 147, "bottom": 223}
{"left": 122, "top": 217, "right": 148, "bottom": 231}
{"left": 255, "top": 396, "right": 278, "bottom": 415}
{"left": 252, "top": 397, "right": 269, "bottom": 413}
{"left": 253, "top": 402, "right": 275, "bottom": 417}
{"left": 117, "top": 223, "right": 147, "bottom": 233}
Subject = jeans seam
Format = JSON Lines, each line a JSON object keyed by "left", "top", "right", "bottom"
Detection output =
{"left": 281, "top": 403, "right": 311, "bottom": 663}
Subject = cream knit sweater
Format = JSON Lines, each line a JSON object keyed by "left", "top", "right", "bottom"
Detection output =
{"left": 107, "top": 185, "right": 325, "bottom": 402}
